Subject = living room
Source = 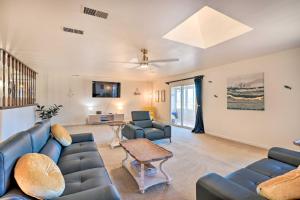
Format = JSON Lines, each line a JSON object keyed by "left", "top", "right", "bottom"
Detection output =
{"left": 0, "top": 1, "right": 300, "bottom": 200}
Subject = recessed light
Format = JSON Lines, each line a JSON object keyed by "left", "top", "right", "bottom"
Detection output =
{"left": 163, "top": 6, "right": 253, "bottom": 49}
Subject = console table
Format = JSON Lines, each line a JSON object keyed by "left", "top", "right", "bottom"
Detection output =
{"left": 87, "top": 114, "right": 124, "bottom": 124}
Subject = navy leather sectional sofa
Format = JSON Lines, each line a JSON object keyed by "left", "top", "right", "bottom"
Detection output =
{"left": 196, "top": 147, "right": 300, "bottom": 200}
{"left": 0, "top": 120, "right": 120, "bottom": 200}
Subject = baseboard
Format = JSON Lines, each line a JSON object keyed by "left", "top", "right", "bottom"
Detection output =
{"left": 205, "top": 132, "right": 269, "bottom": 150}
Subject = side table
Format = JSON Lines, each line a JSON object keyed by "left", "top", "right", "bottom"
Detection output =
{"left": 107, "top": 121, "right": 126, "bottom": 149}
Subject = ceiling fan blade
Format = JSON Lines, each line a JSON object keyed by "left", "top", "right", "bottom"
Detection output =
{"left": 150, "top": 63, "right": 161, "bottom": 68}
{"left": 148, "top": 58, "right": 179, "bottom": 63}
{"left": 110, "top": 61, "right": 140, "bottom": 64}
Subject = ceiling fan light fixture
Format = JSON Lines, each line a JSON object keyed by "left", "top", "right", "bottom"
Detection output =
{"left": 139, "top": 64, "right": 148, "bottom": 69}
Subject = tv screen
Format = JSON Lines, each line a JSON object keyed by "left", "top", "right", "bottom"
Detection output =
{"left": 92, "top": 81, "right": 121, "bottom": 98}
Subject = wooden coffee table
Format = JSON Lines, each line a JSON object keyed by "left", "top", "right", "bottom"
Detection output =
{"left": 120, "top": 138, "right": 173, "bottom": 193}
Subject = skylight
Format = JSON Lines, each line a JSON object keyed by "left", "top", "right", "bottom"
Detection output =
{"left": 163, "top": 6, "right": 253, "bottom": 49}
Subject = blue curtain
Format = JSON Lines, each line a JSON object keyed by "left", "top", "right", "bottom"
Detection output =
{"left": 192, "top": 76, "right": 205, "bottom": 133}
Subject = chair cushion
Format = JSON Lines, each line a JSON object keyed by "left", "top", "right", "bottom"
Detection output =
{"left": 40, "top": 138, "right": 62, "bottom": 163}
{"left": 144, "top": 128, "right": 165, "bottom": 140}
{"left": 61, "top": 168, "right": 111, "bottom": 196}
{"left": 133, "top": 120, "right": 153, "bottom": 128}
{"left": 58, "top": 151, "right": 104, "bottom": 175}
{"left": 131, "top": 111, "right": 151, "bottom": 121}
{"left": 14, "top": 153, "right": 65, "bottom": 199}
{"left": 226, "top": 168, "right": 270, "bottom": 192}
{"left": 27, "top": 119, "right": 51, "bottom": 152}
{"left": 246, "top": 158, "right": 296, "bottom": 178}
{"left": 51, "top": 124, "right": 72, "bottom": 147}
{"left": 0, "top": 132, "right": 32, "bottom": 196}
{"left": 61, "top": 142, "right": 98, "bottom": 157}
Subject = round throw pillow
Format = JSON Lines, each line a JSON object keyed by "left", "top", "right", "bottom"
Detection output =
{"left": 51, "top": 124, "right": 72, "bottom": 146}
{"left": 14, "top": 153, "right": 65, "bottom": 199}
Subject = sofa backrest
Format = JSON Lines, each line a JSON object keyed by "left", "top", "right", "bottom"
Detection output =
{"left": 131, "top": 111, "right": 151, "bottom": 121}
{"left": 40, "top": 138, "right": 62, "bottom": 163}
{"left": 27, "top": 120, "right": 51, "bottom": 152}
{"left": 0, "top": 131, "right": 33, "bottom": 196}
{"left": 131, "top": 111, "right": 152, "bottom": 128}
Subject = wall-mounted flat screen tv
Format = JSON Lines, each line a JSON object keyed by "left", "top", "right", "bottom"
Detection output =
{"left": 92, "top": 81, "right": 121, "bottom": 98}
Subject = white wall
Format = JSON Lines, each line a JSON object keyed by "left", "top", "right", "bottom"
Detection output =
{"left": 0, "top": 106, "right": 36, "bottom": 141}
{"left": 37, "top": 73, "right": 153, "bottom": 125}
{"left": 153, "top": 48, "right": 300, "bottom": 150}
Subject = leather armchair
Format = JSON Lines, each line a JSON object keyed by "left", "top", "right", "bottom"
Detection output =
{"left": 122, "top": 111, "right": 171, "bottom": 142}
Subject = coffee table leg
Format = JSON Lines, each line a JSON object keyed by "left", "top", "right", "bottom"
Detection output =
{"left": 160, "top": 159, "right": 171, "bottom": 184}
{"left": 122, "top": 151, "right": 128, "bottom": 166}
{"left": 140, "top": 163, "right": 145, "bottom": 193}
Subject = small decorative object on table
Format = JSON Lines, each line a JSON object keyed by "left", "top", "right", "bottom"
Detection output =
{"left": 130, "top": 160, "right": 157, "bottom": 177}
{"left": 120, "top": 138, "right": 173, "bottom": 193}
{"left": 294, "top": 139, "right": 300, "bottom": 146}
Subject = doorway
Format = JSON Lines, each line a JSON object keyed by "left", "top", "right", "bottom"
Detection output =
{"left": 170, "top": 84, "right": 196, "bottom": 128}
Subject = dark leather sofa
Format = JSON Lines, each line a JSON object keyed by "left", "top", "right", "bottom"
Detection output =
{"left": 122, "top": 111, "right": 171, "bottom": 142}
{"left": 196, "top": 147, "right": 300, "bottom": 200}
{"left": 0, "top": 120, "right": 120, "bottom": 200}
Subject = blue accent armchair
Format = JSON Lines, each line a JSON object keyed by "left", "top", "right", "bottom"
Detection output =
{"left": 122, "top": 111, "right": 171, "bottom": 142}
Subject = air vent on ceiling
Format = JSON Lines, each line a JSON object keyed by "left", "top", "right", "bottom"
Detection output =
{"left": 83, "top": 6, "right": 108, "bottom": 19}
{"left": 63, "top": 27, "right": 84, "bottom": 35}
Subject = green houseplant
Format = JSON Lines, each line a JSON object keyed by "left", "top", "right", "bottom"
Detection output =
{"left": 36, "top": 104, "right": 63, "bottom": 120}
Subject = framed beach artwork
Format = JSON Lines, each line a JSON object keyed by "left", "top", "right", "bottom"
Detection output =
{"left": 161, "top": 90, "right": 166, "bottom": 102}
{"left": 227, "top": 73, "right": 264, "bottom": 111}
{"left": 155, "top": 90, "right": 160, "bottom": 102}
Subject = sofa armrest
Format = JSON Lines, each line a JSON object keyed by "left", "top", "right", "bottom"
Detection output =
{"left": 121, "top": 124, "right": 145, "bottom": 139}
{"left": 152, "top": 121, "right": 171, "bottom": 138}
{"left": 54, "top": 185, "right": 120, "bottom": 200}
{"left": 268, "top": 147, "right": 300, "bottom": 167}
{"left": 196, "top": 173, "right": 263, "bottom": 200}
{"left": 71, "top": 133, "right": 94, "bottom": 143}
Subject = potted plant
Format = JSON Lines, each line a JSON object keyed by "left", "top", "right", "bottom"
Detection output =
{"left": 36, "top": 104, "right": 63, "bottom": 120}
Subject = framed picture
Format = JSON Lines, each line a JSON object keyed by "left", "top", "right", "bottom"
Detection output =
{"left": 161, "top": 90, "right": 166, "bottom": 102}
{"left": 155, "top": 90, "right": 160, "bottom": 102}
{"left": 227, "top": 73, "right": 264, "bottom": 110}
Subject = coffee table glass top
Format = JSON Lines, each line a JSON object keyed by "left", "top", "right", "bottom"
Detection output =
{"left": 120, "top": 138, "right": 173, "bottom": 163}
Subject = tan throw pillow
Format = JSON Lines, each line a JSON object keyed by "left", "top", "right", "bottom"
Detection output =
{"left": 14, "top": 153, "right": 65, "bottom": 199}
{"left": 257, "top": 168, "right": 300, "bottom": 200}
{"left": 51, "top": 124, "right": 72, "bottom": 146}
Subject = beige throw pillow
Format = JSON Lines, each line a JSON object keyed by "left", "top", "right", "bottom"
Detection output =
{"left": 51, "top": 124, "right": 72, "bottom": 146}
{"left": 257, "top": 168, "right": 300, "bottom": 200}
{"left": 14, "top": 153, "right": 65, "bottom": 199}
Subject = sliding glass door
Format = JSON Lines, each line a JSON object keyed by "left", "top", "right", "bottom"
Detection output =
{"left": 171, "top": 84, "right": 196, "bottom": 128}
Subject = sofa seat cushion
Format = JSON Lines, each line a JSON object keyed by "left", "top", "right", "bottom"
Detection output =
{"left": 61, "top": 168, "right": 111, "bottom": 196}
{"left": 246, "top": 158, "right": 296, "bottom": 178}
{"left": 58, "top": 151, "right": 104, "bottom": 175}
{"left": 144, "top": 128, "right": 164, "bottom": 140}
{"left": 61, "top": 142, "right": 98, "bottom": 157}
{"left": 226, "top": 168, "right": 270, "bottom": 192}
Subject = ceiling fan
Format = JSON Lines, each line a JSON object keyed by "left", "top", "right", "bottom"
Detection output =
{"left": 114, "top": 49, "right": 179, "bottom": 71}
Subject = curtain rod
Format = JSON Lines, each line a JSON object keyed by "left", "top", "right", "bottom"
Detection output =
{"left": 165, "top": 75, "right": 204, "bottom": 85}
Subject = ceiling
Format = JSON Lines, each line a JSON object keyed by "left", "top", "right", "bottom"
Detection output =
{"left": 0, "top": 0, "right": 300, "bottom": 80}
